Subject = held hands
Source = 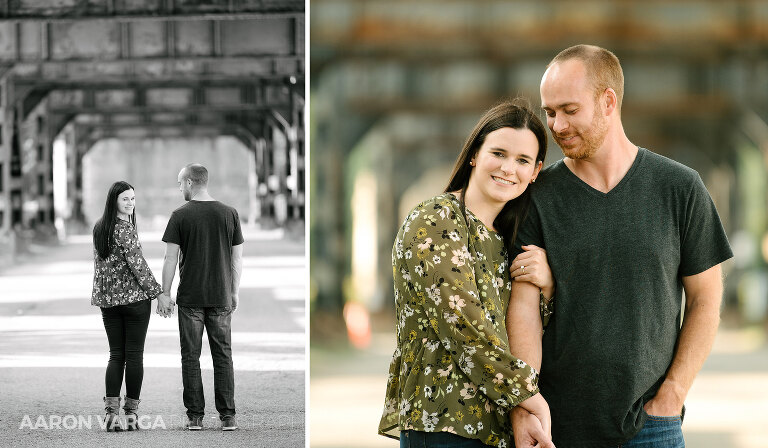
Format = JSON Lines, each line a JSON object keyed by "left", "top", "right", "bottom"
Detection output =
{"left": 517, "top": 393, "right": 552, "bottom": 439}
{"left": 156, "top": 293, "right": 176, "bottom": 318}
{"left": 510, "top": 245, "right": 555, "bottom": 299}
{"left": 511, "top": 405, "right": 556, "bottom": 448}
{"left": 512, "top": 394, "right": 555, "bottom": 448}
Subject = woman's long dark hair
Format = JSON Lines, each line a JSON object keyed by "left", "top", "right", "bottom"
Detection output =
{"left": 445, "top": 99, "right": 548, "bottom": 255}
{"left": 93, "top": 181, "right": 136, "bottom": 259}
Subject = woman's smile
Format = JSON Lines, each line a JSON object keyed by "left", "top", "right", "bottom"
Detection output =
{"left": 491, "top": 175, "right": 515, "bottom": 186}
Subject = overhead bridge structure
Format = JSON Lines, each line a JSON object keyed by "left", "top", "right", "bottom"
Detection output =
{"left": 0, "top": 0, "right": 305, "bottom": 245}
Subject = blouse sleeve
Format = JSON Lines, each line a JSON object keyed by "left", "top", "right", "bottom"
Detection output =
{"left": 115, "top": 223, "right": 163, "bottom": 298}
{"left": 540, "top": 292, "right": 554, "bottom": 329}
{"left": 398, "top": 202, "right": 540, "bottom": 409}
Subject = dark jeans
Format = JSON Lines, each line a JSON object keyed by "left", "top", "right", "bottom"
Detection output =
{"left": 101, "top": 299, "right": 151, "bottom": 399}
{"left": 400, "top": 430, "right": 487, "bottom": 448}
{"left": 178, "top": 305, "right": 235, "bottom": 420}
{"left": 620, "top": 414, "right": 685, "bottom": 448}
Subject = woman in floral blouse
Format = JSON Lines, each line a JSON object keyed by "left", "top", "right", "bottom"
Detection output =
{"left": 91, "top": 181, "right": 167, "bottom": 431}
{"left": 378, "top": 100, "right": 556, "bottom": 447}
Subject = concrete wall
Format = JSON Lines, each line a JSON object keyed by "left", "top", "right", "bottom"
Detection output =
{"left": 82, "top": 136, "right": 251, "bottom": 232}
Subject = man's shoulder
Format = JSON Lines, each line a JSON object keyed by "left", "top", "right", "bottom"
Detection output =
{"left": 640, "top": 147, "right": 700, "bottom": 182}
{"left": 172, "top": 201, "right": 238, "bottom": 215}
{"left": 167, "top": 202, "right": 193, "bottom": 221}
{"left": 540, "top": 158, "right": 567, "bottom": 175}
{"left": 216, "top": 201, "right": 239, "bottom": 214}
{"left": 171, "top": 201, "right": 194, "bottom": 212}
{"left": 209, "top": 202, "right": 241, "bottom": 221}
{"left": 530, "top": 159, "right": 569, "bottom": 194}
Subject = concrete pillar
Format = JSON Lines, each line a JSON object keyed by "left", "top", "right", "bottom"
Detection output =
{"left": 263, "top": 127, "right": 277, "bottom": 224}
{"left": 254, "top": 137, "right": 269, "bottom": 223}
{"left": 247, "top": 142, "right": 260, "bottom": 227}
{"left": 0, "top": 137, "right": 7, "bottom": 233}
{"left": 9, "top": 109, "right": 22, "bottom": 230}
{"left": 52, "top": 123, "right": 80, "bottom": 236}
{"left": 291, "top": 93, "right": 305, "bottom": 221}
{"left": 0, "top": 76, "right": 11, "bottom": 235}
{"left": 287, "top": 125, "right": 300, "bottom": 220}
{"left": 268, "top": 111, "right": 296, "bottom": 227}
{"left": 296, "top": 125, "right": 305, "bottom": 221}
{"left": 72, "top": 143, "right": 87, "bottom": 228}
{"left": 0, "top": 76, "right": 14, "bottom": 263}
{"left": 0, "top": 76, "right": 23, "bottom": 235}
{"left": 271, "top": 122, "right": 289, "bottom": 226}
{"left": 256, "top": 133, "right": 270, "bottom": 223}
{"left": 38, "top": 121, "right": 55, "bottom": 228}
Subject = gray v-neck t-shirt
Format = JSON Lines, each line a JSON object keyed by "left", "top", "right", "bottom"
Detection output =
{"left": 513, "top": 147, "right": 733, "bottom": 446}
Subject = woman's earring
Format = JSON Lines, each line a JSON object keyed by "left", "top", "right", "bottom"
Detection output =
{"left": 531, "top": 178, "right": 536, "bottom": 183}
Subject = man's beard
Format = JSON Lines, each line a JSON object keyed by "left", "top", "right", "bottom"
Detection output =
{"left": 556, "top": 108, "right": 608, "bottom": 160}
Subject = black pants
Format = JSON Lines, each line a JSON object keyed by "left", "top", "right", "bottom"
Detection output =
{"left": 101, "top": 300, "right": 151, "bottom": 399}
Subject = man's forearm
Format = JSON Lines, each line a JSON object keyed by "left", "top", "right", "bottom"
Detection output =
{"left": 508, "top": 281, "right": 549, "bottom": 446}
{"left": 657, "top": 291, "right": 721, "bottom": 408}
{"left": 162, "top": 256, "right": 177, "bottom": 295}
{"left": 655, "top": 264, "right": 723, "bottom": 411}
{"left": 231, "top": 257, "right": 242, "bottom": 295}
{"left": 507, "top": 281, "right": 545, "bottom": 370}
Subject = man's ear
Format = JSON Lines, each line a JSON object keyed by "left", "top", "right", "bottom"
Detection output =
{"left": 604, "top": 88, "right": 618, "bottom": 116}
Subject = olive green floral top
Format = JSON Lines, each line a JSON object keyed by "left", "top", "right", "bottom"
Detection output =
{"left": 378, "top": 193, "right": 545, "bottom": 447}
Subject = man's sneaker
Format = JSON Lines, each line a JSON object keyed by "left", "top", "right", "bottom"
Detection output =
{"left": 222, "top": 416, "right": 238, "bottom": 431}
{"left": 186, "top": 416, "right": 203, "bottom": 430}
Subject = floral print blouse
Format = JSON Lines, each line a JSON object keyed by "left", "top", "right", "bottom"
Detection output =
{"left": 91, "top": 219, "right": 162, "bottom": 308}
{"left": 379, "top": 193, "right": 549, "bottom": 447}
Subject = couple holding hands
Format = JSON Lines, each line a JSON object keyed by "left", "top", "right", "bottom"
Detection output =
{"left": 91, "top": 163, "right": 244, "bottom": 432}
{"left": 379, "top": 45, "right": 733, "bottom": 447}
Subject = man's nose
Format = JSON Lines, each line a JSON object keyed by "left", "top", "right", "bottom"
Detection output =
{"left": 552, "top": 113, "right": 569, "bottom": 134}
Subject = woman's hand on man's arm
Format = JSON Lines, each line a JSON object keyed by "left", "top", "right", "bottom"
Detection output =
{"left": 510, "top": 245, "right": 554, "bottom": 300}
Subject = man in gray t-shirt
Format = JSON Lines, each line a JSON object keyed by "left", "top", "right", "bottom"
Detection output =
{"left": 160, "top": 163, "right": 244, "bottom": 432}
{"left": 507, "top": 45, "right": 732, "bottom": 448}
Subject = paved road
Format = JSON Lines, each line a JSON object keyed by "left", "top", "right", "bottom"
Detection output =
{"left": 0, "top": 229, "right": 306, "bottom": 448}
{"left": 310, "top": 319, "right": 768, "bottom": 448}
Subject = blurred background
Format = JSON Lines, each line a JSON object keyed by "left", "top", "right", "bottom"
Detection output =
{"left": 0, "top": 2, "right": 307, "bottom": 445}
{"left": 309, "top": 1, "right": 768, "bottom": 447}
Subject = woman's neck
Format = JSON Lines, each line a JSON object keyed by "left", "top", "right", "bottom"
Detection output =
{"left": 116, "top": 213, "right": 130, "bottom": 222}
{"left": 455, "top": 188, "right": 502, "bottom": 231}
